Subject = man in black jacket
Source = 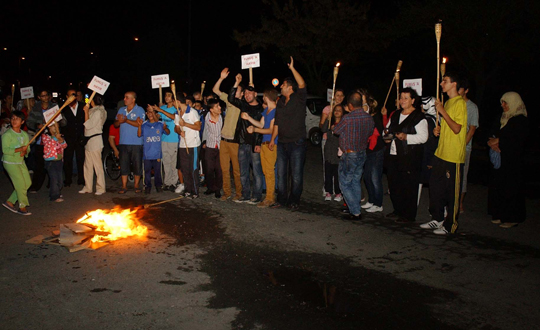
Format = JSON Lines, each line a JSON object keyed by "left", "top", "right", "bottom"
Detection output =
{"left": 228, "top": 74, "right": 264, "bottom": 204}
{"left": 62, "top": 89, "right": 86, "bottom": 187}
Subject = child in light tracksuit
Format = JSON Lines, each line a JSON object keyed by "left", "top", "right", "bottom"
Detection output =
{"left": 1, "top": 111, "right": 32, "bottom": 215}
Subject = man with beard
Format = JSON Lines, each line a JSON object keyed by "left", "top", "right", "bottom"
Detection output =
{"left": 228, "top": 75, "right": 264, "bottom": 204}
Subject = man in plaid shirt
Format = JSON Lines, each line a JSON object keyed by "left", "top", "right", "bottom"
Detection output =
{"left": 332, "top": 92, "right": 375, "bottom": 220}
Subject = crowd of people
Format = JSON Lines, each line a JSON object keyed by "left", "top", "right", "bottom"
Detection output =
{"left": 0, "top": 58, "right": 529, "bottom": 234}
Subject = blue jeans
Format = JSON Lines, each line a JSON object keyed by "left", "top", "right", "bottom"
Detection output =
{"left": 364, "top": 148, "right": 384, "bottom": 207}
{"left": 339, "top": 151, "right": 367, "bottom": 216}
{"left": 276, "top": 138, "right": 307, "bottom": 205}
{"left": 238, "top": 144, "right": 263, "bottom": 200}
{"left": 45, "top": 160, "right": 63, "bottom": 201}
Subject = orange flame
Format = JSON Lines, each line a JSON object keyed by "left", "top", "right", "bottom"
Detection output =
{"left": 442, "top": 57, "right": 447, "bottom": 64}
{"left": 76, "top": 207, "right": 148, "bottom": 243}
{"left": 336, "top": 62, "right": 341, "bottom": 67}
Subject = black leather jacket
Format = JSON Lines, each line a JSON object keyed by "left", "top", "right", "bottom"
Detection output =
{"left": 228, "top": 87, "right": 263, "bottom": 149}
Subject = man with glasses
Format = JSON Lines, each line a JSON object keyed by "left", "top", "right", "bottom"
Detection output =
{"left": 27, "top": 90, "right": 63, "bottom": 192}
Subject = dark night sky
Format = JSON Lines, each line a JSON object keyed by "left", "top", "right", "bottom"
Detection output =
{"left": 1, "top": 0, "right": 538, "bottom": 132}
{"left": 1, "top": 1, "right": 273, "bottom": 103}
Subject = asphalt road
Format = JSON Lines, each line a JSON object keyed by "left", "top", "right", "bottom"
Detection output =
{"left": 1, "top": 144, "right": 539, "bottom": 330}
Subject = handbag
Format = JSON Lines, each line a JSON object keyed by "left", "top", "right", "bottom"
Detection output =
{"left": 489, "top": 148, "right": 501, "bottom": 169}
{"left": 80, "top": 133, "right": 102, "bottom": 147}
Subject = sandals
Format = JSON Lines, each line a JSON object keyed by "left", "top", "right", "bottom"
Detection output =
{"left": 118, "top": 187, "right": 142, "bottom": 194}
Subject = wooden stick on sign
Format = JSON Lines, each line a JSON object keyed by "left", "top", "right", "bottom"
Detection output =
{"left": 159, "top": 84, "right": 163, "bottom": 106}
{"left": 170, "top": 82, "right": 190, "bottom": 154}
{"left": 249, "top": 68, "right": 253, "bottom": 87}
{"left": 86, "top": 91, "right": 97, "bottom": 106}
{"left": 26, "top": 95, "right": 76, "bottom": 146}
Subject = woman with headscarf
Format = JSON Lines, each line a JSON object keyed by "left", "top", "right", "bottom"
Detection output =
{"left": 487, "top": 92, "right": 529, "bottom": 228}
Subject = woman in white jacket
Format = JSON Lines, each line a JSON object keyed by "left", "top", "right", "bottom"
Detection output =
{"left": 79, "top": 95, "right": 107, "bottom": 195}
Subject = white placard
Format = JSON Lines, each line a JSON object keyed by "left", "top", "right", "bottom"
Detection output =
{"left": 88, "top": 76, "right": 110, "bottom": 95}
{"left": 151, "top": 74, "right": 170, "bottom": 89}
{"left": 403, "top": 78, "right": 422, "bottom": 96}
{"left": 21, "top": 87, "right": 34, "bottom": 99}
{"left": 241, "top": 53, "right": 260, "bottom": 69}
{"left": 327, "top": 89, "right": 333, "bottom": 102}
{"left": 43, "top": 106, "right": 63, "bottom": 127}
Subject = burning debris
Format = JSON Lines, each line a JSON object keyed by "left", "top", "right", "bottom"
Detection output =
{"left": 26, "top": 207, "right": 148, "bottom": 252}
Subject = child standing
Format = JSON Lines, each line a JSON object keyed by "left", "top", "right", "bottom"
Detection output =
{"left": 137, "top": 107, "right": 170, "bottom": 194}
{"left": 175, "top": 99, "right": 201, "bottom": 199}
{"left": 42, "top": 122, "right": 67, "bottom": 202}
{"left": 201, "top": 99, "right": 223, "bottom": 198}
{"left": 320, "top": 104, "right": 344, "bottom": 202}
{"left": 1, "top": 111, "right": 32, "bottom": 215}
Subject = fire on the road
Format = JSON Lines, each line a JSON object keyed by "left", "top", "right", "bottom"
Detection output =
{"left": 76, "top": 206, "right": 148, "bottom": 243}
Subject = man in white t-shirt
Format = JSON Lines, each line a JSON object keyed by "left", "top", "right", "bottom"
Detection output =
{"left": 174, "top": 97, "right": 201, "bottom": 198}
{"left": 458, "top": 79, "right": 479, "bottom": 213}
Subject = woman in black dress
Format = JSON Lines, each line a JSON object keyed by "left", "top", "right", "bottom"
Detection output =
{"left": 487, "top": 92, "right": 529, "bottom": 228}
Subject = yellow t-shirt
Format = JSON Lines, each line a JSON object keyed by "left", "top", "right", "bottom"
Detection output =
{"left": 434, "top": 95, "right": 467, "bottom": 163}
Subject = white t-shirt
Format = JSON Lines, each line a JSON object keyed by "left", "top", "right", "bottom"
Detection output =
{"left": 175, "top": 109, "right": 201, "bottom": 148}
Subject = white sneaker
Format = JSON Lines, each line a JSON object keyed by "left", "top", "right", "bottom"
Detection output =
{"left": 334, "top": 194, "right": 343, "bottom": 202}
{"left": 95, "top": 192, "right": 104, "bottom": 196}
{"left": 175, "top": 183, "right": 185, "bottom": 194}
{"left": 324, "top": 193, "right": 332, "bottom": 201}
{"left": 365, "top": 205, "right": 383, "bottom": 213}
{"left": 433, "top": 227, "right": 449, "bottom": 235}
{"left": 420, "top": 220, "right": 443, "bottom": 229}
{"left": 78, "top": 189, "right": 91, "bottom": 194}
{"left": 361, "top": 202, "right": 374, "bottom": 209}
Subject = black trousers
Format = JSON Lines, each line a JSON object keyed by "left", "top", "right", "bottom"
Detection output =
{"left": 429, "top": 156, "right": 464, "bottom": 233}
{"left": 179, "top": 147, "right": 198, "bottom": 195}
{"left": 387, "top": 156, "right": 420, "bottom": 222}
{"left": 63, "top": 138, "right": 85, "bottom": 185}
{"left": 324, "top": 161, "right": 340, "bottom": 195}
{"left": 204, "top": 147, "right": 222, "bottom": 192}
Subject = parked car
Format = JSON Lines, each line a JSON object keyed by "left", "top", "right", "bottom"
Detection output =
{"left": 305, "top": 96, "right": 329, "bottom": 146}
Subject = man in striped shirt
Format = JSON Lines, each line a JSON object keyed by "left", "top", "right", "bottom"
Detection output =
{"left": 333, "top": 92, "right": 375, "bottom": 220}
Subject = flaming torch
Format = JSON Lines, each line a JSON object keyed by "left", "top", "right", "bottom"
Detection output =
{"left": 201, "top": 81, "right": 206, "bottom": 99}
{"left": 440, "top": 57, "right": 447, "bottom": 103}
{"left": 383, "top": 60, "right": 403, "bottom": 109}
{"left": 328, "top": 62, "right": 340, "bottom": 129}
{"left": 435, "top": 21, "right": 442, "bottom": 124}
{"left": 11, "top": 84, "right": 15, "bottom": 107}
